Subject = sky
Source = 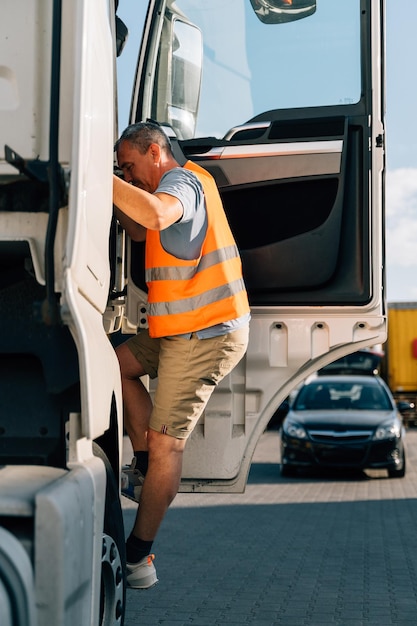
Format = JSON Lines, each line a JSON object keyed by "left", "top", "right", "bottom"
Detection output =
{"left": 385, "top": 1, "right": 417, "bottom": 302}
{"left": 117, "top": 1, "right": 417, "bottom": 304}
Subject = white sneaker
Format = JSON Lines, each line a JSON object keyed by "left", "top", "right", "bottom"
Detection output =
{"left": 126, "top": 554, "right": 158, "bottom": 589}
{"left": 121, "top": 457, "right": 145, "bottom": 502}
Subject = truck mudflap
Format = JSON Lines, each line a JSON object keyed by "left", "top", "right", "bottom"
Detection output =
{"left": 0, "top": 458, "right": 121, "bottom": 626}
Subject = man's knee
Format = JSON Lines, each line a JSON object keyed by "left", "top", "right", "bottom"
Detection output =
{"left": 147, "top": 429, "right": 186, "bottom": 458}
{"left": 116, "top": 342, "right": 146, "bottom": 379}
{"left": 147, "top": 431, "right": 185, "bottom": 498}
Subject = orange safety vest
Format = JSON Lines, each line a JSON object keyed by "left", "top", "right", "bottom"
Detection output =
{"left": 145, "top": 160, "right": 250, "bottom": 338}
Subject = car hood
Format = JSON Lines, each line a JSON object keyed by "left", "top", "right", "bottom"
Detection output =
{"left": 287, "top": 409, "right": 396, "bottom": 430}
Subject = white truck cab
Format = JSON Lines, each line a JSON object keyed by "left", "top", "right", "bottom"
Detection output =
{"left": 0, "top": 1, "right": 386, "bottom": 624}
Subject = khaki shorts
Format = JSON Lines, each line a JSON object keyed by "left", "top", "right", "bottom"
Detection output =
{"left": 125, "top": 326, "right": 249, "bottom": 439}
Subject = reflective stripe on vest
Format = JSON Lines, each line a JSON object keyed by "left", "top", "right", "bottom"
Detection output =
{"left": 148, "top": 277, "right": 246, "bottom": 317}
{"left": 145, "top": 244, "right": 239, "bottom": 282}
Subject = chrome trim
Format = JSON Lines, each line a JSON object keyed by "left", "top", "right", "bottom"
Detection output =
{"left": 189, "top": 140, "right": 343, "bottom": 160}
{"left": 310, "top": 429, "right": 372, "bottom": 439}
{"left": 224, "top": 122, "right": 271, "bottom": 140}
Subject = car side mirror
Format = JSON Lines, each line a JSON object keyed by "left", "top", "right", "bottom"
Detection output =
{"left": 397, "top": 400, "right": 415, "bottom": 414}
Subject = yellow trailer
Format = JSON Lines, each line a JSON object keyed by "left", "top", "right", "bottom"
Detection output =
{"left": 382, "top": 303, "right": 417, "bottom": 426}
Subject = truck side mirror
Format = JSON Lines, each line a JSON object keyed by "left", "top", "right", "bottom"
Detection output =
{"left": 249, "top": 0, "right": 316, "bottom": 25}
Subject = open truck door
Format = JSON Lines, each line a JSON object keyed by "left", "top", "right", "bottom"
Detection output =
{"left": 118, "top": 0, "right": 386, "bottom": 491}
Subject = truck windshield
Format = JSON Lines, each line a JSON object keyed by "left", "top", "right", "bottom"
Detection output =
{"left": 158, "top": 0, "right": 361, "bottom": 139}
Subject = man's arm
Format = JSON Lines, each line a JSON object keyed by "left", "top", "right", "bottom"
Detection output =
{"left": 113, "top": 175, "right": 183, "bottom": 232}
{"left": 114, "top": 205, "right": 147, "bottom": 242}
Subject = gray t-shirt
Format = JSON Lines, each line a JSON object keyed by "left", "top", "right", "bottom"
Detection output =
{"left": 156, "top": 167, "right": 207, "bottom": 260}
{"left": 154, "top": 167, "right": 250, "bottom": 338}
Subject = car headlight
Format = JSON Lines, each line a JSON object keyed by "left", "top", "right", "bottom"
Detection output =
{"left": 284, "top": 420, "right": 308, "bottom": 439}
{"left": 373, "top": 420, "right": 401, "bottom": 440}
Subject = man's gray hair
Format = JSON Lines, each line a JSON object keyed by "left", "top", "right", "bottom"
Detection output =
{"left": 114, "top": 121, "right": 173, "bottom": 155}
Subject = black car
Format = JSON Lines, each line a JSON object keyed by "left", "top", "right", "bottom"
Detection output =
{"left": 280, "top": 375, "right": 406, "bottom": 478}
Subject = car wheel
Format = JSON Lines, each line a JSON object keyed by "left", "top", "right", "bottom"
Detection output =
{"left": 387, "top": 450, "right": 406, "bottom": 479}
{"left": 281, "top": 463, "right": 297, "bottom": 477}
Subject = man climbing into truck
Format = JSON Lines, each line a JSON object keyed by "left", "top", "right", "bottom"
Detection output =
{"left": 112, "top": 121, "right": 250, "bottom": 588}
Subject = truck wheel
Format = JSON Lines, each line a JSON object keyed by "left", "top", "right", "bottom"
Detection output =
{"left": 93, "top": 443, "right": 126, "bottom": 626}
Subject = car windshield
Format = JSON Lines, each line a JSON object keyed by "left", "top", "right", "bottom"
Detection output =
{"left": 294, "top": 381, "right": 392, "bottom": 411}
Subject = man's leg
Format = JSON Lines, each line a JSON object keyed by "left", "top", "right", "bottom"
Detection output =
{"left": 131, "top": 429, "right": 186, "bottom": 540}
{"left": 116, "top": 342, "right": 153, "bottom": 451}
{"left": 122, "top": 327, "right": 249, "bottom": 587}
{"left": 122, "top": 429, "right": 185, "bottom": 589}
{"left": 116, "top": 341, "right": 163, "bottom": 588}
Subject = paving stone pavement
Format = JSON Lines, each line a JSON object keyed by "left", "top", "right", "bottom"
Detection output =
{"left": 122, "top": 429, "right": 417, "bottom": 625}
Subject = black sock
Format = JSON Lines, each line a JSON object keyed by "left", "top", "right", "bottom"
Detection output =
{"left": 126, "top": 534, "right": 153, "bottom": 563}
{"left": 134, "top": 451, "right": 149, "bottom": 476}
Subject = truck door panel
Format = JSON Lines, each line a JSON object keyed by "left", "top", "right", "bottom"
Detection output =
{"left": 183, "top": 115, "right": 368, "bottom": 303}
{"left": 120, "top": 0, "right": 385, "bottom": 490}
